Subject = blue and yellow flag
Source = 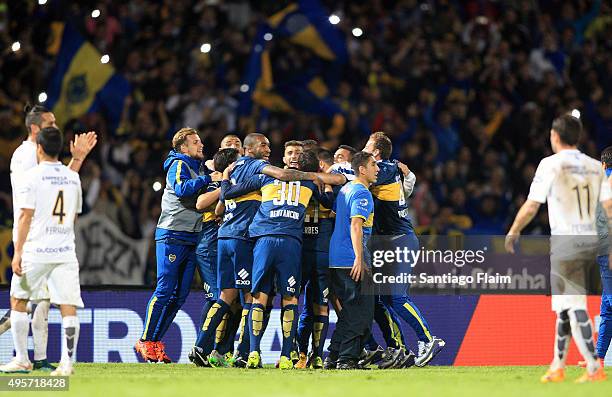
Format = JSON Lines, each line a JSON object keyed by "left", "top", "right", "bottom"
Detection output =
{"left": 46, "top": 24, "right": 130, "bottom": 130}
{"left": 239, "top": 0, "right": 346, "bottom": 125}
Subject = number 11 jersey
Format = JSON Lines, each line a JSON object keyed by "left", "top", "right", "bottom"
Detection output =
{"left": 15, "top": 161, "right": 82, "bottom": 263}
{"left": 528, "top": 149, "right": 611, "bottom": 236}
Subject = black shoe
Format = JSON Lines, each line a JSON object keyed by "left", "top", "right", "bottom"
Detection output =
{"left": 358, "top": 345, "right": 384, "bottom": 366}
{"left": 395, "top": 349, "right": 416, "bottom": 368}
{"left": 377, "top": 347, "right": 402, "bottom": 369}
{"left": 188, "top": 347, "right": 209, "bottom": 367}
{"left": 337, "top": 359, "right": 371, "bottom": 370}
{"left": 323, "top": 354, "right": 338, "bottom": 370}
{"left": 32, "top": 359, "right": 56, "bottom": 371}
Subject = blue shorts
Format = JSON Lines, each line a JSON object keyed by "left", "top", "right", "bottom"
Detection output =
{"left": 252, "top": 236, "right": 302, "bottom": 297}
{"left": 196, "top": 242, "right": 219, "bottom": 301}
{"left": 301, "top": 249, "right": 330, "bottom": 305}
{"left": 217, "top": 238, "right": 254, "bottom": 290}
{"left": 598, "top": 255, "right": 612, "bottom": 314}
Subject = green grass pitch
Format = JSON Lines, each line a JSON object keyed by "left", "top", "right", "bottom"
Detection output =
{"left": 1, "top": 364, "right": 609, "bottom": 397}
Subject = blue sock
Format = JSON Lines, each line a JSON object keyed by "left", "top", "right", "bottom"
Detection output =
{"left": 312, "top": 315, "right": 329, "bottom": 358}
{"left": 195, "top": 300, "right": 215, "bottom": 352}
{"left": 218, "top": 307, "right": 241, "bottom": 355}
{"left": 236, "top": 303, "right": 251, "bottom": 357}
{"left": 597, "top": 297, "right": 612, "bottom": 359}
{"left": 262, "top": 305, "right": 273, "bottom": 335}
{"left": 391, "top": 295, "right": 432, "bottom": 343}
{"left": 297, "top": 305, "right": 314, "bottom": 353}
{"left": 198, "top": 300, "right": 230, "bottom": 352}
{"left": 249, "top": 303, "right": 266, "bottom": 354}
{"left": 281, "top": 304, "right": 298, "bottom": 358}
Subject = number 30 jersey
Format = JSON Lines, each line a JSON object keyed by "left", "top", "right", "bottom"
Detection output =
{"left": 249, "top": 175, "right": 317, "bottom": 241}
{"left": 528, "top": 149, "right": 612, "bottom": 236}
{"left": 15, "top": 161, "right": 83, "bottom": 263}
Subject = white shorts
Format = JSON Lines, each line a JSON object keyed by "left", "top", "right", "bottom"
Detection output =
{"left": 552, "top": 295, "right": 587, "bottom": 313}
{"left": 550, "top": 258, "right": 592, "bottom": 313}
{"left": 10, "top": 261, "right": 84, "bottom": 308}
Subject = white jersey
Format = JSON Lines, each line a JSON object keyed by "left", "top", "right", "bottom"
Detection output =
{"left": 528, "top": 149, "right": 612, "bottom": 235}
{"left": 14, "top": 161, "right": 82, "bottom": 263}
{"left": 330, "top": 161, "right": 355, "bottom": 181}
{"left": 10, "top": 140, "right": 38, "bottom": 242}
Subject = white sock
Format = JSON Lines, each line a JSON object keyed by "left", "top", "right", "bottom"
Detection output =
{"left": 31, "top": 301, "right": 50, "bottom": 361}
{"left": 568, "top": 309, "right": 600, "bottom": 373}
{"left": 10, "top": 311, "right": 30, "bottom": 363}
{"left": 550, "top": 310, "right": 571, "bottom": 371}
{"left": 61, "top": 316, "right": 79, "bottom": 366}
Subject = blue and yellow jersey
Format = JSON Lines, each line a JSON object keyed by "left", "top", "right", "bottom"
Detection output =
{"left": 329, "top": 181, "right": 374, "bottom": 268}
{"left": 370, "top": 159, "right": 414, "bottom": 235}
{"left": 249, "top": 175, "right": 318, "bottom": 241}
{"left": 217, "top": 156, "right": 269, "bottom": 240}
{"left": 196, "top": 181, "right": 220, "bottom": 254}
{"left": 302, "top": 193, "right": 335, "bottom": 252}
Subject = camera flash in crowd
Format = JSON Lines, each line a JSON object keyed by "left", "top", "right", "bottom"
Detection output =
{"left": 329, "top": 15, "right": 340, "bottom": 25}
{"left": 92, "top": 9, "right": 101, "bottom": 18}
{"left": 38, "top": 0, "right": 48, "bottom": 5}
{"left": 100, "top": 54, "right": 110, "bottom": 64}
{"left": 38, "top": 92, "right": 47, "bottom": 103}
{"left": 11, "top": 41, "right": 21, "bottom": 52}
{"left": 240, "top": 84, "right": 249, "bottom": 93}
{"left": 200, "top": 43, "right": 211, "bottom": 53}
{"left": 352, "top": 27, "right": 363, "bottom": 37}
{"left": 152, "top": 181, "right": 162, "bottom": 192}
{"left": 571, "top": 109, "right": 581, "bottom": 119}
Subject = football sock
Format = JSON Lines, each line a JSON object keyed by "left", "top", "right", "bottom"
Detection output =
{"left": 236, "top": 303, "right": 251, "bottom": 357}
{"left": 550, "top": 310, "right": 571, "bottom": 370}
{"left": 217, "top": 307, "right": 241, "bottom": 355}
{"left": 197, "top": 300, "right": 230, "bottom": 352}
{"left": 195, "top": 300, "right": 215, "bottom": 352}
{"left": 249, "top": 303, "right": 265, "bottom": 353}
{"left": 297, "top": 304, "right": 314, "bottom": 353}
{"left": 61, "top": 316, "right": 79, "bottom": 366}
{"left": 312, "top": 315, "right": 329, "bottom": 358}
{"left": 281, "top": 304, "right": 298, "bottom": 358}
{"left": 31, "top": 300, "right": 50, "bottom": 361}
{"left": 10, "top": 311, "right": 29, "bottom": 363}
{"left": 568, "top": 308, "right": 599, "bottom": 373}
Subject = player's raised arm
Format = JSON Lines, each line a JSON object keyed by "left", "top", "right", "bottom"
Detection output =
{"left": 68, "top": 131, "right": 97, "bottom": 172}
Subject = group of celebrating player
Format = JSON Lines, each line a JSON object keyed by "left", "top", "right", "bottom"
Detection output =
{"left": 133, "top": 128, "right": 445, "bottom": 370}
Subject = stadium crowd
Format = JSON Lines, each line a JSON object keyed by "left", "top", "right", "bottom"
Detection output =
{"left": 1, "top": 0, "right": 611, "bottom": 284}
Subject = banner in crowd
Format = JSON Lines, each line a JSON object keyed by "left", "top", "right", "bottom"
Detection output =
{"left": 74, "top": 213, "right": 149, "bottom": 285}
{"left": 0, "top": 290, "right": 608, "bottom": 365}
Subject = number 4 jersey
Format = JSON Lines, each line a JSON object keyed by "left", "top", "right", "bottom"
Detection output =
{"left": 15, "top": 161, "right": 82, "bottom": 263}
{"left": 528, "top": 149, "right": 612, "bottom": 236}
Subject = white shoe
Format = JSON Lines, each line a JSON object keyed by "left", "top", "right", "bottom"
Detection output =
{"left": 50, "top": 363, "right": 74, "bottom": 376}
{"left": 0, "top": 358, "right": 33, "bottom": 373}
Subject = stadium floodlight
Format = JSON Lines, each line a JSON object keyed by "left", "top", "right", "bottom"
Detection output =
{"left": 240, "top": 84, "right": 249, "bottom": 93}
{"left": 264, "top": 33, "right": 273, "bottom": 41}
{"left": 38, "top": 92, "right": 47, "bottom": 103}
{"left": 200, "top": 43, "right": 211, "bottom": 53}
{"left": 11, "top": 41, "right": 21, "bottom": 52}
{"left": 571, "top": 109, "right": 581, "bottom": 119}
{"left": 38, "top": 0, "right": 48, "bottom": 5}
{"left": 329, "top": 14, "right": 340, "bottom": 25}
{"left": 152, "top": 181, "right": 162, "bottom": 192}
{"left": 352, "top": 27, "right": 363, "bottom": 37}
{"left": 100, "top": 54, "right": 110, "bottom": 64}
{"left": 92, "top": 9, "right": 101, "bottom": 18}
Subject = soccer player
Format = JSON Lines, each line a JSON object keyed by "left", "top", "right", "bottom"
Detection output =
{"left": 136, "top": 128, "right": 218, "bottom": 363}
{"left": 302, "top": 139, "right": 319, "bottom": 151}
{"left": 327, "top": 151, "right": 378, "bottom": 369}
{"left": 0, "top": 127, "right": 84, "bottom": 376}
{"left": 334, "top": 145, "right": 357, "bottom": 164}
{"left": 200, "top": 133, "right": 344, "bottom": 367}
{"left": 1, "top": 104, "right": 96, "bottom": 372}
{"left": 505, "top": 115, "right": 612, "bottom": 383}
{"left": 204, "top": 133, "right": 243, "bottom": 170}
{"left": 595, "top": 146, "right": 612, "bottom": 369}
{"left": 190, "top": 148, "right": 240, "bottom": 366}
{"left": 364, "top": 131, "right": 445, "bottom": 368}
{"left": 283, "top": 140, "right": 304, "bottom": 169}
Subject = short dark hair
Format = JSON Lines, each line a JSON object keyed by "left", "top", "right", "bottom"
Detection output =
{"left": 36, "top": 127, "right": 63, "bottom": 158}
{"left": 244, "top": 132, "right": 266, "bottom": 148}
{"left": 351, "top": 151, "right": 374, "bottom": 175}
{"left": 284, "top": 140, "right": 304, "bottom": 149}
{"left": 551, "top": 114, "right": 581, "bottom": 146}
{"left": 302, "top": 139, "right": 318, "bottom": 149}
{"left": 338, "top": 145, "right": 357, "bottom": 155}
{"left": 315, "top": 148, "right": 333, "bottom": 167}
{"left": 213, "top": 148, "right": 239, "bottom": 172}
{"left": 299, "top": 150, "right": 319, "bottom": 172}
{"left": 602, "top": 146, "right": 612, "bottom": 169}
{"left": 24, "top": 103, "right": 51, "bottom": 134}
{"left": 369, "top": 131, "right": 393, "bottom": 159}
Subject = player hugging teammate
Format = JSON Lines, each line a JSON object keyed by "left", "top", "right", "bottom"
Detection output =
{"left": 132, "top": 130, "right": 445, "bottom": 369}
